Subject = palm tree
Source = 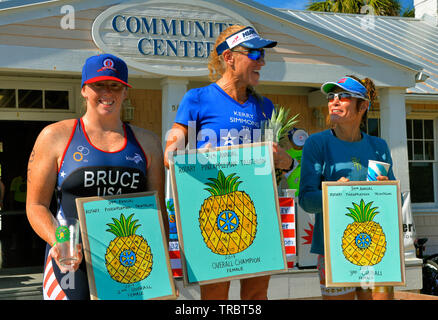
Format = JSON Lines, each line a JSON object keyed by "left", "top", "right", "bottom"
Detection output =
{"left": 402, "top": 7, "right": 415, "bottom": 17}
{"left": 306, "top": 0, "right": 401, "bottom": 16}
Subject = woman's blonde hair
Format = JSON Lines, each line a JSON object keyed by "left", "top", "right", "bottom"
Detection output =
{"left": 208, "top": 25, "right": 246, "bottom": 82}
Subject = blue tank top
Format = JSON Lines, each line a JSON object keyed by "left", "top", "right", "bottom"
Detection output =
{"left": 56, "top": 118, "right": 148, "bottom": 220}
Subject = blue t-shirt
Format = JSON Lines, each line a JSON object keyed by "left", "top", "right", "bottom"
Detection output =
{"left": 298, "top": 129, "right": 396, "bottom": 255}
{"left": 175, "top": 83, "right": 274, "bottom": 148}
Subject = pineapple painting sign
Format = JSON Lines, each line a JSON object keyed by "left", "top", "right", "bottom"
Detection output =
{"left": 75, "top": 192, "right": 176, "bottom": 300}
{"left": 322, "top": 181, "right": 405, "bottom": 288}
{"left": 169, "top": 142, "right": 288, "bottom": 285}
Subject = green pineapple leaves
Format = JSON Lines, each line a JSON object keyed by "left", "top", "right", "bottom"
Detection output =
{"left": 205, "top": 170, "right": 242, "bottom": 196}
{"left": 106, "top": 213, "right": 141, "bottom": 237}
{"left": 264, "top": 105, "right": 300, "bottom": 143}
{"left": 346, "top": 199, "right": 379, "bottom": 223}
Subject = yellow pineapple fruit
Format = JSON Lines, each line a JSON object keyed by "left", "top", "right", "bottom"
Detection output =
{"left": 342, "top": 200, "right": 386, "bottom": 266}
{"left": 105, "top": 213, "right": 153, "bottom": 283}
{"left": 199, "top": 170, "right": 257, "bottom": 255}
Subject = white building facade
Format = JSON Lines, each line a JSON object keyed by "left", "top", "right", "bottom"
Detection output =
{"left": 1, "top": 0, "right": 437, "bottom": 298}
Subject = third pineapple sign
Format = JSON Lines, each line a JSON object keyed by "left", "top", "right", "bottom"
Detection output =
{"left": 169, "top": 142, "right": 287, "bottom": 285}
{"left": 322, "top": 181, "right": 405, "bottom": 288}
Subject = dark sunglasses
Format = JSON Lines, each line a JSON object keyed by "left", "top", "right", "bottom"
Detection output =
{"left": 327, "top": 92, "right": 368, "bottom": 102}
{"left": 231, "top": 48, "right": 265, "bottom": 61}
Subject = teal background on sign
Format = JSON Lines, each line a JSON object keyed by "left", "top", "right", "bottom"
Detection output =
{"left": 82, "top": 195, "right": 172, "bottom": 300}
{"left": 326, "top": 185, "right": 402, "bottom": 284}
{"left": 172, "top": 145, "right": 285, "bottom": 283}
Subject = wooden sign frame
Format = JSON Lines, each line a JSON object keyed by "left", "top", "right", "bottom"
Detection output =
{"left": 322, "top": 181, "right": 405, "bottom": 288}
{"left": 75, "top": 191, "right": 177, "bottom": 300}
{"left": 168, "top": 142, "right": 288, "bottom": 286}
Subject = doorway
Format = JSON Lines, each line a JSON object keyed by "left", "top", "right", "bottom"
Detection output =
{"left": 0, "top": 120, "right": 54, "bottom": 268}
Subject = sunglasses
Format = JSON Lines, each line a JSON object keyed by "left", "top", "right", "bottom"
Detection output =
{"left": 231, "top": 48, "right": 265, "bottom": 61}
{"left": 327, "top": 92, "right": 368, "bottom": 102}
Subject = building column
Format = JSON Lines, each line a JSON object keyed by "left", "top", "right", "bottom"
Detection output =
{"left": 379, "top": 87, "right": 420, "bottom": 260}
{"left": 378, "top": 88, "right": 410, "bottom": 192}
{"left": 161, "top": 77, "right": 188, "bottom": 144}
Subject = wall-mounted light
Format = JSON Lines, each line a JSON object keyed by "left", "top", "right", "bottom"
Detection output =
{"left": 415, "top": 71, "right": 429, "bottom": 83}
{"left": 122, "top": 99, "right": 135, "bottom": 122}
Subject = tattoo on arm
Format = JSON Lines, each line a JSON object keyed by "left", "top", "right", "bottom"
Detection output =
{"left": 27, "top": 149, "right": 35, "bottom": 184}
{"left": 29, "top": 149, "right": 35, "bottom": 163}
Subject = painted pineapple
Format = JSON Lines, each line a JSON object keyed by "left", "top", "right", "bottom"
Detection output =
{"left": 199, "top": 170, "right": 257, "bottom": 255}
{"left": 105, "top": 213, "right": 153, "bottom": 283}
{"left": 342, "top": 200, "right": 386, "bottom": 266}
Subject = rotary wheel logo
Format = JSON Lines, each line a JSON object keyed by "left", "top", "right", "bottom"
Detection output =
{"left": 119, "top": 249, "right": 137, "bottom": 267}
{"left": 217, "top": 210, "right": 239, "bottom": 233}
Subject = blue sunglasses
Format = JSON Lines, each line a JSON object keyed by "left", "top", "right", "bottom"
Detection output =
{"left": 231, "top": 48, "right": 265, "bottom": 61}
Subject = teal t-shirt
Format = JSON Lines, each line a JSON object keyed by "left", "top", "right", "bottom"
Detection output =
{"left": 298, "top": 129, "right": 395, "bottom": 255}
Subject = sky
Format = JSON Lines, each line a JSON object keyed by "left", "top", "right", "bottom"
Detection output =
{"left": 0, "top": 0, "right": 417, "bottom": 12}
{"left": 252, "top": 0, "right": 414, "bottom": 12}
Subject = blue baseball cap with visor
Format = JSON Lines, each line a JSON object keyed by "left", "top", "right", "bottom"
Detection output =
{"left": 321, "top": 76, "right": 370, "bottom": 109}
{"left": 82, "top": 53, "right": 131, "bottom": 88}
{"left": 216, "top": 26, "right": 277, "bottom": 58}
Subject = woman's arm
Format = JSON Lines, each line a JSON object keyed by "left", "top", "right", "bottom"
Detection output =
{"left": 27, "top": 122, "right": 67, "bottom": 245}
{"left": 26, "top": 120, "right": 82, "bottom": 271}
{"left": 298, "top": 137, "right": 324, "bottom": 213}
{"left": 272, "top": 142, "right": 293, "bottom": 170}
{"left": 164, "top": 122, "right": 188, "bottom": 169}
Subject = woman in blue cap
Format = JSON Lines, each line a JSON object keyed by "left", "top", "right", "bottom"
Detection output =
{"left": 299, "top": 75, "right": 396, "bottom": 300}
{"left": 164, "top": 25, "right": 293, "bottom": 300}
{"left": 26, "top": 53, "right": 166, "bottom": 300}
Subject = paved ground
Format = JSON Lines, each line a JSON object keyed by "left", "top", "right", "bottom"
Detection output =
{"left": 1, "top": 263, "right": 434, "bottom": 300}
{"left": 0, "top": 267, "right": 43, "bottom": 300}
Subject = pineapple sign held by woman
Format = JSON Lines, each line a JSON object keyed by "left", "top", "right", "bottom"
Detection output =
{"left": 342, "top": 199, "right": 387, "bottom": 266}
{"left": 299, "top": 75, "right": 401, "bottom": 299}
{"left": 75, "top": 192, "right": 177, "bottom": 300}
{"left": 199, "top": 170, "right": 257, "bottom": 255}
{"left": 105, "top": 213, "right": 153, "bottom": 284}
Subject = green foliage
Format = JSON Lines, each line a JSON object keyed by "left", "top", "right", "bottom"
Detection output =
{"left": 346, "top": 199, "right": 379, "bottom": 222}
{"left": 264, "top": 105, "right": 299, "bottom": 143}
{"left": 402, "top": 7, "right": 414, "bottom": 17}
{"left": 204, "top": 170, "right": 242, "bottom": 196}
{"left": 106, "top": 213, "right": 140, "bottom": 237}
{"left": 306, "top": 0, "right": 401, "bottom": 16}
